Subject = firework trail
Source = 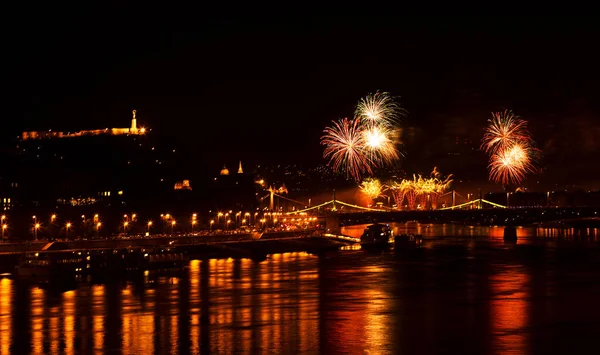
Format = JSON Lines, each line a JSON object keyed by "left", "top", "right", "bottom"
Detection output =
{"left": 321, "top": 118, "right": 373, "bottom": 181}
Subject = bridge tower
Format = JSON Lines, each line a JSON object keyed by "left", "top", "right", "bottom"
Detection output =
{"left": 331, "top": 189, "right": 337, "bottom": 212}
{"left": 269, "top": 186, "right": 274, "bottom": 211}
{"left": 452, "top": 190, "right": 456, "bottom": 207}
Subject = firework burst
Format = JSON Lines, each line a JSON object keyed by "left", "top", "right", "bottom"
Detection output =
{"left": 360, "top": 178, "right": 384, "bottom": 201}
{"left": 363, "top": 125, "right": 401, "bottom": 164}
{"left": 322, "top": 92, "right": 405, "bottom": 179}
{"left": 481, "top": 110, "right": 529, "bottom": 154}
{"left": 489, "top": 142, "right": 537, "bottom": 185}
{"left": 355, "top": 91, "right": 404, "bottom": 128}
{"left": 482, "top": 110, "right": 540, "bottom": 186}
{"left": 321, "top": 118, "right": 373, "bottom": 181}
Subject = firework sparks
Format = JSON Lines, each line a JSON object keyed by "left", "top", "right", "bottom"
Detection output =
{"left": 321, "top": 92, "right": 405, "bottom": 179}
{"left": 360, "top": 178, "right": 384, "bottom": 202}
{"left": 321, "top": 118, "right": 373, "bottom": 181}
{"left": 482, "top": 110, "right": 530, "bottom": 154}
{"left": 482, "top": 110, "right": 540, "bottom": 186}
{"left": 355, "top": 91, "right": 404, "bottom": 128}
{"left": 386, "top": 168, "right": 452, "bottom": 210}
{"left": 363, "top": 125, "right": 401, "bottom": 164}
{"left": 489, "top": 143, "right": 537, "bottom": 185}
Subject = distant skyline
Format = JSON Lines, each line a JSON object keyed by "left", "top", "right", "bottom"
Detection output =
{"left": 4, "top": 14, "right": 600, "bottom": 188}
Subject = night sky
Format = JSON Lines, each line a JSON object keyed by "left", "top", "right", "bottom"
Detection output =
{"left": 5, "top": 13, "right": 600, "bottom": 187}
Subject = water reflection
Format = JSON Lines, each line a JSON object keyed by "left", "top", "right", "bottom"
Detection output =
{"left": 342, "top": 222, "right": 600, "bottom": 245}
{"left": 490, "top": 266, "right": 530, "bottom": 354}
{"left": 1, "top": 244, "right": 600, "bottom": 354}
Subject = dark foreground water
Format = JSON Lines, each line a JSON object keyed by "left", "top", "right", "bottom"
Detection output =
{"left": 2, "top": 223, "right": 600, "bottom": 354}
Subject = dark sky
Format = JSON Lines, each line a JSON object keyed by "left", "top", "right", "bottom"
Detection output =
{"left": 4, "top": 13, "right": 600, "bottom": 186}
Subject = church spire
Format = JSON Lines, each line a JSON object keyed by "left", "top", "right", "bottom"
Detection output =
{"left": 238, "top": 161, "right": 243, "bottom": 174}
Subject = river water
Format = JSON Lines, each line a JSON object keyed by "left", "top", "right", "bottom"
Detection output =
{"left": 1, "top": 222, "right": 600, "bottom": 354}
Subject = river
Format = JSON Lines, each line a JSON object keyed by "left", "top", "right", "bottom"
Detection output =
{"left": 1, "top": 222, "right": 600, "bottom": 354}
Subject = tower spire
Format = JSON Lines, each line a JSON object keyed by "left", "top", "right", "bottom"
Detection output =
{"left": 131, "top": 109, "right": 137, "bottom": 133}
{"left": 238, "top": 161, "right": 243, "bottom": 174}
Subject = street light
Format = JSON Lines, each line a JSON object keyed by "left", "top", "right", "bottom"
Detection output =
{"left": 191, "top": 220, "right": 197, "bottom": 233}
{"left": 210, "top": 220, "right": 214, "bottom": 231}
{"left": 1, "top": 224, "right": 7, "bottom": 239}
{"left": 147, "top": 221, "right": 153, "bottom": 234}
{"left": 34, "top": 223, "right": 40, "bottom": 240}
{"left": 171, "top": 220, "right": 176, "bottom": 234}
{"left": 96, "top": 222, "right": 101, "bottom": 237}
{"left": 226, "top": 219, "right": 231, "bottom": 230}
{"left": 50, "top": 214, "right": 57, "bottom": 239}
{"left": 66, "top": 222, "right": 71, "bottom": 238}
{"left": 123, "top": 221, "right": 129, "bottom": 233}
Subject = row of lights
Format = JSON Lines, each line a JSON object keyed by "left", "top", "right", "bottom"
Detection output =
{"left": 2, "top": 211, "right": 318, "bottom": 239}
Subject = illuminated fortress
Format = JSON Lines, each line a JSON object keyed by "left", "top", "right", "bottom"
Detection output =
{"left": 22, "top": 110, "right": 146, "bottom": 140}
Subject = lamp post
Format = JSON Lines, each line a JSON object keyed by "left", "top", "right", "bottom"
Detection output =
{"left": 226, "top": 219, "right": 231, "bottom": 230}
{"left": 123, "top": 221, "right": 129, "bottom": 234}
{"left": 191, "top": 220, "right": 197, "bottom": 233}
{"left": 171, "top": 220, "right": 176, "bottom": 234}
{"left": 50, "top": 214, "right": 56, "bottom": 239}
{"left": 1, "top": 224, "right": 6, "bottom": 239}
{"left": 210, "top": 220, "right": 214, "bottom": 231}
{"left": 96, "top": 222, "right": 101, "bottom": 237}
{"left": 34, "top": 223, "right": 40, "bottom": 240}
{"left": 66, "top": 222, "right": 71, "bottom": 238}
{"left": 147, "top": 221, "right": 153, "bottom": 235}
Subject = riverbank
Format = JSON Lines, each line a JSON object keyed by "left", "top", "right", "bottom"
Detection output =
{"left": 0, "top": 234, "right": 351, "bottom": 273}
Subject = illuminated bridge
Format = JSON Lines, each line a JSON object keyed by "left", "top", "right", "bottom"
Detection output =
{"left": 261, "top": 189, "right": 600, "bottom": 231}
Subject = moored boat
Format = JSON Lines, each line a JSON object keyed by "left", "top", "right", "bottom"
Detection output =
{"left": 14, "top": 251, "right": 84, "bottom": 279}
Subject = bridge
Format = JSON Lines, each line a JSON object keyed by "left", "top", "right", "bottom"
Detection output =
{"left": 259, "top": 188, "right": 600, "bottom": 233}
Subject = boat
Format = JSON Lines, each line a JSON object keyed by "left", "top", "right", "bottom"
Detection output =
{"left": 360, "top": 223, "right": 393, "bottom": 250}
{"left": 140, "top": 248, "right": 189, "bottom": 270}
{"left": 14, "top": 251, "right": 84, "bottom": 279}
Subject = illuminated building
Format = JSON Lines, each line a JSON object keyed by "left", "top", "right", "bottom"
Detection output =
{"left": 174, "top": 180, "right": 192, "bottom": 191}
{"left": 21, "top": 110, "right": 146, "bottom": 140}
{"left": 220, "top": 165, "right": 230, "bottom": 176}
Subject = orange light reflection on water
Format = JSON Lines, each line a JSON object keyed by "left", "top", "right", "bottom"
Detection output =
{"left": 0, "top": 278, "right": 11, "bottom": 355}
{"left": 490, "top": 266, "right": 530, "bottom": 354}
{"left": 30, "top": 287, "right": 44, "bottom": 354}
{"left": 92, "top": 285, "right": 104, "bottom": 353}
